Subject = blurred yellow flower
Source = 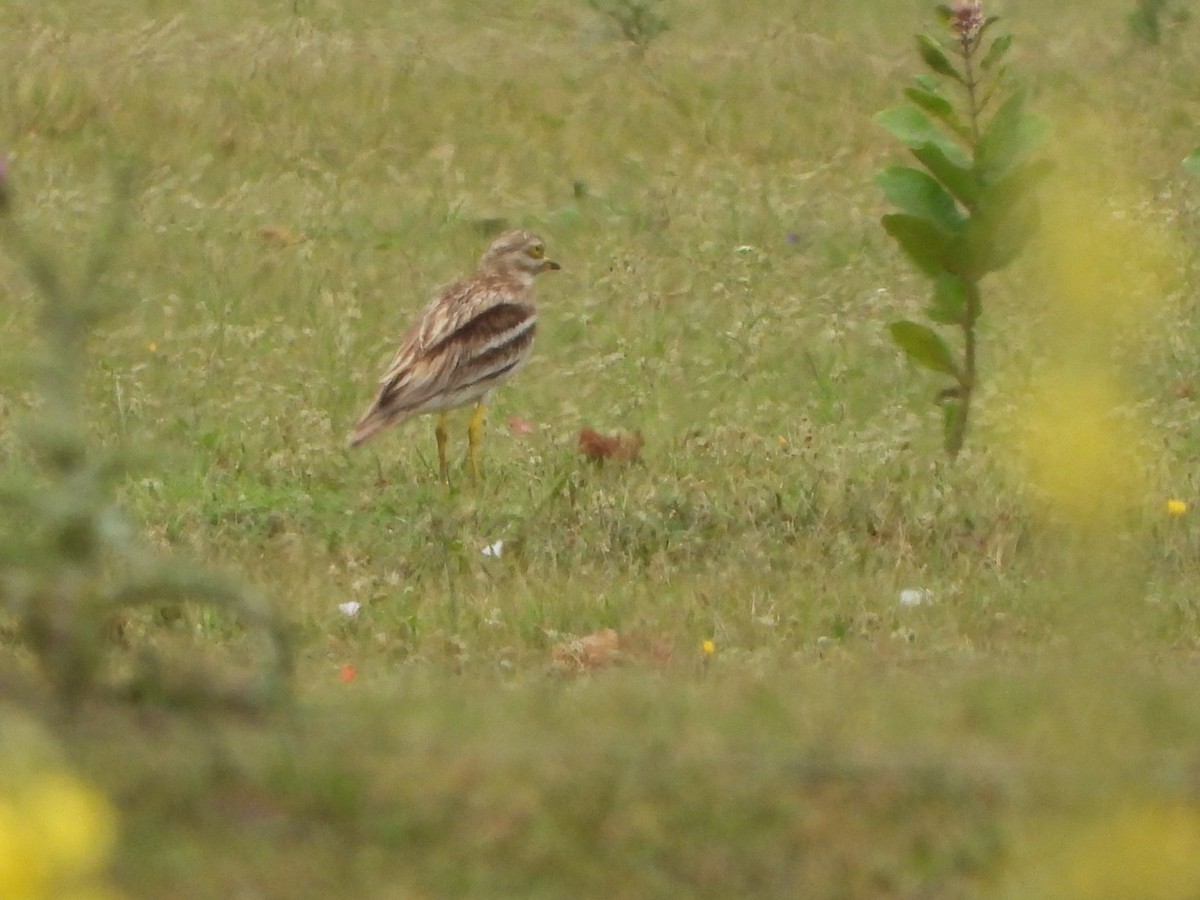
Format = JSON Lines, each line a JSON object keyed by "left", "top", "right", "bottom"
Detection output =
{"left": 26, "top": 772, "right": 117, "bottom": 877}
{"left": 1012, "top": 804, "right": 1200, "bottom": 899}
{"left": 1002, "top": 136, "right": 1179, "bottom": 531}
{"left": 0, "top": 711, "right": 122, "bottom": 900}
{"left": 0, "top": 771, "right": 119, "bottom": 899}
{"left": 701, "top": 639, "right": 715, "bottom": 656}
{"left": 1167, "top": 499, "right": 1188, "bottom": 517}
{"left": 1016, "top": 370, "right": 1147, "bottom": 525}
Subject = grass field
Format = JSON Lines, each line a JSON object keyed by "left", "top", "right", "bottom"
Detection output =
{"left": 3, "top": 0, "right": 1200, "bottom": 896}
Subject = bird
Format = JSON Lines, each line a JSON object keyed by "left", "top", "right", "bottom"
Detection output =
{"left": 347, "top": 229, "right": 560, "bottom": 482}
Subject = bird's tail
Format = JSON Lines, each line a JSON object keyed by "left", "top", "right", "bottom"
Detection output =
{"left": 346, "top": 405, "right": 397, "bottom": 448}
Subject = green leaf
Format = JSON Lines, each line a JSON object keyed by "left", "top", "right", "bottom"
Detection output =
{"left": 875, "top": 105, "right": 972, "bottom": 169}
{"left": 916, "top": 34, "right": 964, "bottom": 84}
{"left": 981, "top": 199, "right": 1038, "bottom": 273}
{"left": 976, "top": 91, "right": 1051, "bottom": 183}
{"left": 889, "top": 320, "right": 960, "bottom": 377}
{"left": 942, "top": 399, "right": 964, "bottom": 457}
{"left": 980, "top": 32, "right": 1013, "bottom": 71}
{"left": 903, "top": 85, "right": 970, "bottom": 141}
{"left": 912, "top": 144, "right": 982, "bottom": 208}
{"left": 876, "top": 166, "right": 965, "bottom": 233}
{"left": 982, "top": 158, "right": 1054, "bottom": 212}
{"left": 881, "top": 214, "right": 952, "bottom": 277}
{"left": 950, "top": 161, "right": 1050, "bottom": 277}
{"left": 903, "top": 84, "right": 953, "bottom": 118}
{"left": 1184, "top": 150, "right": 1200, "bottom": 177}
{"left": 927, "top": 272, "right": 969, "bottom": 325}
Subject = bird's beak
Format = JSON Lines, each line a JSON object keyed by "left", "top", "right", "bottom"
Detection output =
{"left": 543, "top": 259, "right": 561, "bottom": 272}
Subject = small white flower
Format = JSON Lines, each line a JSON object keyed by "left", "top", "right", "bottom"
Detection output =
{"left": 481, "top": 540, "right": 504, "bottom": 558}
{"left": 338, "top": 601, "right": 361, "bottom": 617}
{"left": 898, "top": 588, "right": 933, "bottom": 607}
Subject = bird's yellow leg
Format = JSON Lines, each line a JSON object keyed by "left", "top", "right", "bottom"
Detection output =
{"left": 467, "top": 402, "right": 487, "bottom": 481}
{"left": 435, "top": 413, "right": 450, "bottom": 484}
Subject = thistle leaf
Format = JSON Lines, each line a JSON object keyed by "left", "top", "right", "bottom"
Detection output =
{"left": 881, "top": 214, "right": 952, "bottom": 278}
{"left": 912, "top": 144, "right": 981, "bottom": 208}
{"left": 942, "top": 399, "right": 963, "bottom": 455}
{"left": 980, "top": 32, "right": 1013, "bottom": 71}
{"left": 976, "top": 91, "right": 1051, "bottom": 183}
{"left": 952, "top": 163, "right": 1048, "bottom": 278}
{"left": 889, "top": 320, "right": 960, "bottom": 377}
{"left": 876, "top": 105, "right": 972, "bottom": 169}
{"left": 876, "top": 166, "right": 965, "bottom": 233}
{"left": 916, "top": 34, "right": 964, "bottom": 84}
{"left": 927, "top": 272, "right": 969, "bottom": 325}
{"left": 982, "top": 158, "right": 1054, "bottom": 212}
{"left": 903, "top": 85, "right": 971, "bottom": 141}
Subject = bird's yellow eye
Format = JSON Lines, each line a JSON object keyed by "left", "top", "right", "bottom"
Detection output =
{"left": 528, "top": 244, "right": 545, "bottom": 259}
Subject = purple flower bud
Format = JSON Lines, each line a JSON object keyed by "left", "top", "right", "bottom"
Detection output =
{"left": 786, "top": 232, "right": 799, "bottom": 244}
{"left": 950, "top": 1, "right": 984, "bottom": 44}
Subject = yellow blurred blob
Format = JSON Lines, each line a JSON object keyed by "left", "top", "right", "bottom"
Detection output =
{"left": 1014, "top": 804, "right": 1200, "bottom": 899}
{"left": 0, "top": 797, "right": 43, "bottom": 898}
{"left": 0, "top": 710, "right": 122, "bottom": 900}
{"left": 1167, "top": 499, "right": 1188, "bottom": 516}
{"left": 25, "top": 773, "right": 118, "bottom": 878}
{"left": 1017, "top": 368, "right": 1147, "bottom": 525}
{"left": 0, "top": 771, "right": 119, "bottom": 900}
{"left": 1005, "top": 126, "right": 1179, "bottom": 527}
{"left": 701, "top": 639, "right": 716, "bottom": 656}
{"left": 1029, "top": 116, "right": 1177, "bottom": 340}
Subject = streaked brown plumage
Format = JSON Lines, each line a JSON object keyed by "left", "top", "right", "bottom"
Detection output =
{"left": 347, "top": 230, "right": 560, "bottom": 481}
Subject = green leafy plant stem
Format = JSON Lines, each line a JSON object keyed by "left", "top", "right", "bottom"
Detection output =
{"left": 877, "top": 5, "right": 1046, "bottom": 459}
{"left": 949, "top": 33, "right": 984, "bottom": 459}
{"left": 946, "top": 280, "right": 980, "bottom": 457}
{"left": 961, "top": 39, "right": 982, "bottom": 146}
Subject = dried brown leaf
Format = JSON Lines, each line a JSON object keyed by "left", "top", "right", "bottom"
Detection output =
{"left": 552, "top": 627, "right": 620, "bottom": 671}
{"left": 578, "top": 427, "right": 643, "bottom": 463}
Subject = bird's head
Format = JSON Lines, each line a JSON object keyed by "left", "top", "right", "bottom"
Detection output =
{"left": 479, "top": 230, "right": 561, "bottom": 279}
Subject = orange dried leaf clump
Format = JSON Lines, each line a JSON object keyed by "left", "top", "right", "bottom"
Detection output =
{"left": 553, "top": 628, "right": 620, "bottom": 671}
{"left": 578, "top": 427, "right": 643, "bottom": 463}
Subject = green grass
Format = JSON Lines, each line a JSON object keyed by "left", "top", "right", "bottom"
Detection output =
{"left": 3, "top": 0, "right": 1200, "bottom": 896}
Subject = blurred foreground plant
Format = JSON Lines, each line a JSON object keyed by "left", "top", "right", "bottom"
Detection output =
{"left": 876, "top": 2, "right": 1050, "bottom": 458}
{"left": 0, "top": 161, "right": 291, "bottom": 710}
